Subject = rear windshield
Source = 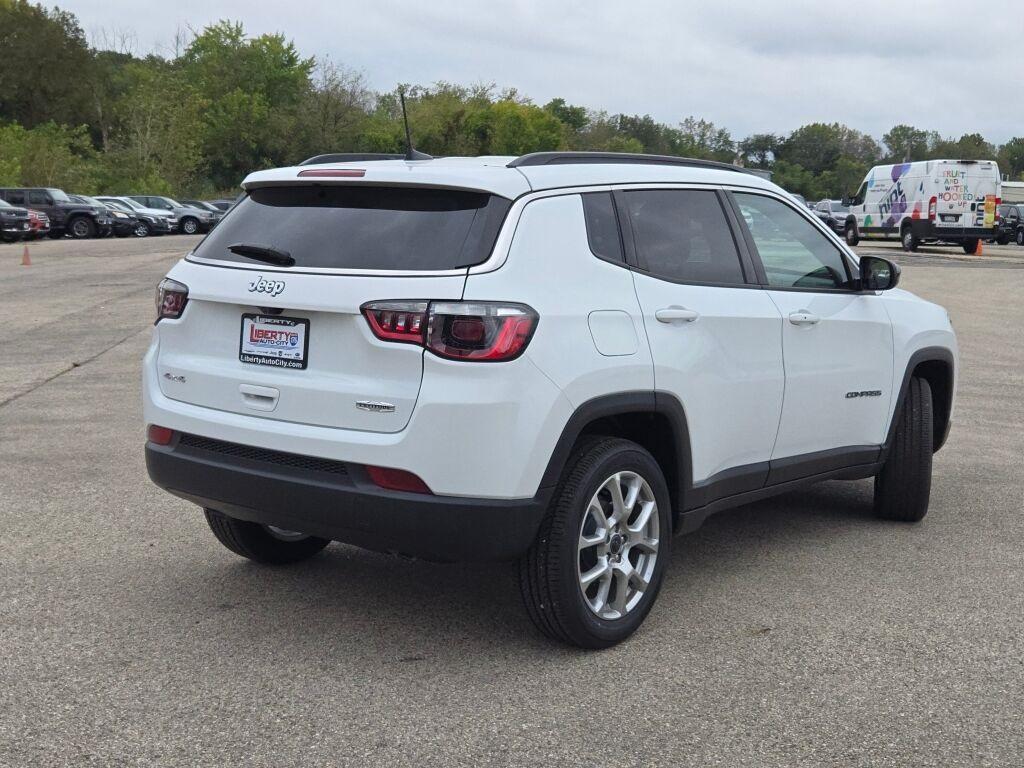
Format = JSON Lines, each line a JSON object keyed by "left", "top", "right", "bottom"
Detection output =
{"left": 193, "top": 185, "right": 511, "bottom": 271}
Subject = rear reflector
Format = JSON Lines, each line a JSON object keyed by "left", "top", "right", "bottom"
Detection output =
{"left": 296, "top": 169, "right": 366, "bottom": 178}
{"left": 365, "top": 466, "right": 432, "bottom": 494}
{"left": 147, "top": 425, "right": 175, "bottom": 445}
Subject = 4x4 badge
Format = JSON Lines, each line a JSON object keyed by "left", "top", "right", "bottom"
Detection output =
{"left": 248, "top": 275, "right": 286, "bottom": 297}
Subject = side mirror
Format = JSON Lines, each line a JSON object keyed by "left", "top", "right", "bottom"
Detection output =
{"left": 860, "top": 256, "right": 900, "bottom": 291}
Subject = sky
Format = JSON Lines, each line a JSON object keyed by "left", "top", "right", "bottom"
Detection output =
{"left": 64, "top": 0, "right": 1024, "bottom": 144}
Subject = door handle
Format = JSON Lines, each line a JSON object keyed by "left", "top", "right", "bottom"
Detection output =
{"left": 655, "top": 307, "right": 700, "bottom": 323}
{"left": 239, "top": 383, "right": 279, "bottom": 411}
{"left": 788, "top": 310, "right": 820, "bottom": 326}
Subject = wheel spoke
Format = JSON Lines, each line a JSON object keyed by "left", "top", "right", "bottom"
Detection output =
{"left": 579, "top": 528, "right": 606, "bottom": 549}
{"left": 607, "top": 474, "right": 626, "bottom": 523}
{"left": 593, "top": 569, "right": 613, "bottom": 613}
{"left": 632, "top": 537, "right": 659, "bottom": 555}
{"left": 627, "top": 500, "right": 656, "bottom": 536}
{"left": 580, "top": 558, "right": 610, "bottom": 588}
{"left": 587, "top": 498, "right": 609, "bottom": 529}
{"left": 610, "top": 565, "right": 631, "bottom": 615}
{"left": 627, "top": 567, "right": 649, "bottom": 593}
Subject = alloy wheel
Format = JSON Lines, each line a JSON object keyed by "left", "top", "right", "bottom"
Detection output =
{"left": 577, "top": 471, "right": 659, "bottom": 620}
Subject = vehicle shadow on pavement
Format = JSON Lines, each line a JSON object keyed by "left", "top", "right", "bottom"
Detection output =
{"left": 151, "top": 479, "right": 889, "bottom": 655}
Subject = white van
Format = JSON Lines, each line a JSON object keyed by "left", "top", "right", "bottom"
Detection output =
{"left": 843, "top": 160, "right": 1001, "bottom": 252}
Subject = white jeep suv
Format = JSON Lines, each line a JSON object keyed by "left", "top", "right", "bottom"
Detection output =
{"left": 144, "top": 152, "right": 957, "bottom": 648}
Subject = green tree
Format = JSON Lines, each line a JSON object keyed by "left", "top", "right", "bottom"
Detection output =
{"left": 677, "top": 116, "right": 734, "bottom": 162}
{"left": 738, "top": 133, "right": 779, "bottom": 168}
{"left": 181, "top": 21, "right": 313, "bottom": 187}
{"left": 0, "top": 1, "right": 93, "bottom": 128}
{"left": 997, "top": 137, "right": 1024, "bottom": 180}
{"left": 882, "top": 124, "right": 930, "bottom": 162}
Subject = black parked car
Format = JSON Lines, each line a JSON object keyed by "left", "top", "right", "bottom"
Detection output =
{"left": 69, "top": 195, "right": 139, "bottom": 238}
{"left": 995, "top": 204, "right": 1024, "bottom": 246}
{"left": 95, "top": 197, "right": 172, "bottom": 237}
{"left": 0, "top": 187, "right": 113, "bottom": 238}
{"left": 0, "top": 198, "right": 31, "bottom": 242}
{"left": 813, "top": 199, "right": 850, "bottom": 234}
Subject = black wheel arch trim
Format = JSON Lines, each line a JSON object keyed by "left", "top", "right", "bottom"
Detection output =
{"left": 538, "top": 390, "right": 692, "bottom": 502}
{"left": 884, "top": 346, "right": 955, "bottom": 455}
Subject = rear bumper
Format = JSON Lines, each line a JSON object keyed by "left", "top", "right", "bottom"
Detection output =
{"left": 910, "top": 221, "right": 997, "bottom": 241}
{"left": 146, "top": 434, "right": 550, "bottom": 562}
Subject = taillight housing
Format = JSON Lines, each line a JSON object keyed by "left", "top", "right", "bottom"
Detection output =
{"left": 155, "top": 278, "right": 188, "bottom": 323}
{"left": 361, "top": 300, "right": 538, "bottom": 362}
{"left": 928, "top": 196, "right": 937, "bottom": 221}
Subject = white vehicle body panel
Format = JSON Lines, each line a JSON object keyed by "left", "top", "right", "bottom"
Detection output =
{"left": 144, "top": 157, "right": 958, "bottom": 508}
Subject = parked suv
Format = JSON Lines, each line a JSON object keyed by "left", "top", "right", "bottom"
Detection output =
{"left": 69, "top": 195, "right": 139, "bottom": 237}
{"left": 994, "top": 204, "right": 1023, "bottom": 246}
{"left": 127, "top": 195, "right": 216, "bottom": 234}
{"left": 0, "top": 187, "right": 112, "bottom": 238}
{"left": 0, "top": 198, "right": 31, "bottom": 242}
{"left": 144, "top": 152, "right": 958, "bottom": 648}
{"left": 814, "top": 199, "right": 850, "bottom": 234}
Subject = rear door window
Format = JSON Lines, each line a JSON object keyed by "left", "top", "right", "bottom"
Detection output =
{"left": 29, "top": 191, "right": 47, "bottom": 205}
{"left": 193, "top": 185, "right": 511, "bottom": 271}
{"left": 6, "top": 190, "right": 26, "bottom": 205}
{"left": 620, "top": 189, "right": 747, "bottom": 285}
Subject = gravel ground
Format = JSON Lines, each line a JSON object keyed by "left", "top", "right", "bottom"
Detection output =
{"left": 1, "top": 235, "right": 1022, "bottom": 767}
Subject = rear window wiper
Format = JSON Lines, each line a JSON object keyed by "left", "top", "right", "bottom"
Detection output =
{"left": 228, "top": 243, "right": 295, "bottom": 267}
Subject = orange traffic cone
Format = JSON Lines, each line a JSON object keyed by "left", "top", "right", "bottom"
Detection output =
{"left": 21, "top": 244, "right": 30, "bottom": 266}
{"left": 974, "top": 239, "right": 983, "bottom": 256}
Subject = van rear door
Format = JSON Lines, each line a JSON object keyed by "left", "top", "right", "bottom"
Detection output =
{"left": 154, "top": 184, "right": 511, "bottom": 434}
{"left": 932, "top": 160, "right": 1000, "bottom": 230}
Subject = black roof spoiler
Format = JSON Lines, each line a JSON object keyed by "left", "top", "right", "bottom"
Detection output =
{"left": 507, "top": 151, "right": 754, "bottom": 174}
{"left": 298, "top": 153, "right": 405, "bottom": 166}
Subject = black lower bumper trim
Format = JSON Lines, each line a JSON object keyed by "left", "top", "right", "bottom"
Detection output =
{"left": 146, "top": 437, "right": 550, "bottom": 562}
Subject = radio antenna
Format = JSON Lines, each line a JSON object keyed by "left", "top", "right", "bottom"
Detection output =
{"left": 399, "top": 89, "right": 432, "bottom": 162}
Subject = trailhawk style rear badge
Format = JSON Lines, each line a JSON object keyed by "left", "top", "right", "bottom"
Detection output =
{"left": 239, "top": 314, "right": 310, "bottom": 369}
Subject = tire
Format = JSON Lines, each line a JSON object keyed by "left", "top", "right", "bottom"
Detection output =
{"left": 1016, "top": 229, "right": 1024, "bottom": 247}
{"left": 69, "top": 216, "right": 97, "bottom": 239}
{"left": 181, "top": 217, "right": 199, "bottom": 235}
{"left": 874, "top": 377, "right": 933, "bottom": 522}
{"left": 133, "top": 221, "right": 151, "bottom": 237}
{"left": 204, "top": 508, "right": 330, "bottom": 565}
{"left": 901, "top": 225, "right": 918, "bottom": 252}
{"left": 519, "top": 437, "right": 672, "bottom": 649}
{"left": 995, "top": 234, "right": 1010, "bottom": 245}
{"left": 845, "top": 223, "right": 860, "bottom": 246}
{"left": 961, "top": 238, "right": 980, "bottom": 254}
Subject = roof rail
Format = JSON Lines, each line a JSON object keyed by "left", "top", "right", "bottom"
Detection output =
{"left": 507, "top": 151, "right": 752, "bottom": 174}
{"left": 298, "top": 153, "right": 404, "bottom": 166}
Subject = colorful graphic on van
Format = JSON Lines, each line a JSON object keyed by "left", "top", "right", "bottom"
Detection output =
{"left": 880, "top": 164, "right": 912, "bottom": 228}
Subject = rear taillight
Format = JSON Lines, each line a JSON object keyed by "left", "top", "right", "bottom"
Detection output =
{"left": 995, "top": 197, "right": 1002, "bottom": 222}
{"left": 928, "top": 196, "right": 937, "bottom": 221}
{"left": 362, "top": 301, "right": 428, "bottom": 344}
{"left": 361, "top": 301, "right": 538, "bottom": 362}
{"left": 155, "top": 278, "right": 188, "bottom": 323}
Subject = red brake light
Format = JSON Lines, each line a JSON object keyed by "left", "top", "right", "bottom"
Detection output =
{"left": 361, "top": 301, "right": 538, "bottom": 362}
{"left": 365, "top": 465, "right": 432, "bottom": 494}
{"left": 426, "top": 302, "right": 538, "bottom": 361}
{"left": 147, "top": 425, "right": 175, "bottom": 445}
{"left": 928, "top": 196, "right": 937, "bottom": 221}
{"left": 297, "top": 169, "right": 365, "bottom": 178}
{"left": 362, "top": 301, "right": 428, "bottom": 343}
{"left": 156, "top": 278, "right": 188, "bottom": 323}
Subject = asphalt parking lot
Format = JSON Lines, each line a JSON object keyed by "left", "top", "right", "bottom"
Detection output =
{"left": 2, "top": 235, "right": 1022, "bottom": 767}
